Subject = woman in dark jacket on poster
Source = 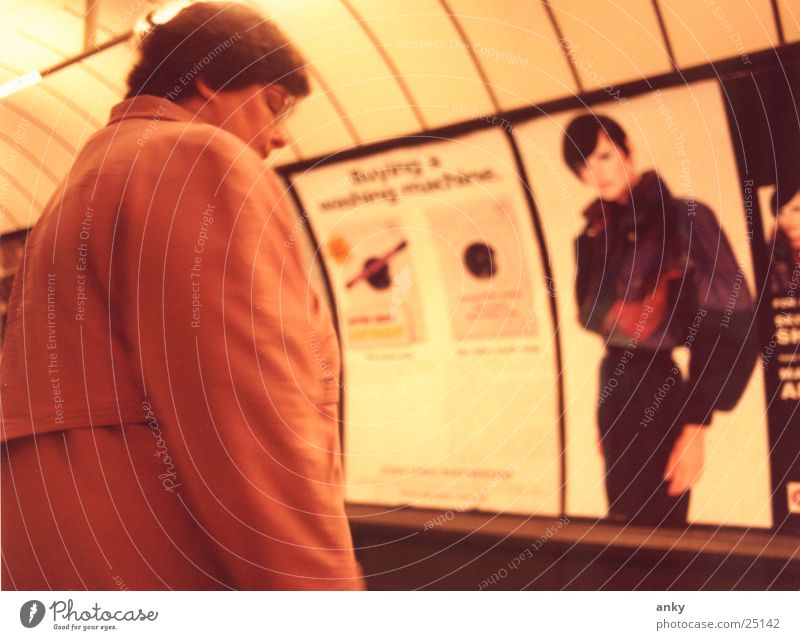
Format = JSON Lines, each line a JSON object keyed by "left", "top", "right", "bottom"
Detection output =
{"left": 563, "top": 114, "right": 757, "bottom": 527}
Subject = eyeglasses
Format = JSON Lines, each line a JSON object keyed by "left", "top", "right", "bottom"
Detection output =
{"left": 264, "top": 85, "right": 296, "bottom": 123}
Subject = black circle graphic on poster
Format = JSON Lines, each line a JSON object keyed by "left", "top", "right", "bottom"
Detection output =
{"left": 464, "top": 242, "right": 496, "bottom": 278}
{"left": 363, "top": 257, "right": 392, "bottom": 289}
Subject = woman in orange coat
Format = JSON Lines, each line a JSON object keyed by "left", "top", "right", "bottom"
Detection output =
{"left": 1, "top": 2, "right": 364, "bottom": 590}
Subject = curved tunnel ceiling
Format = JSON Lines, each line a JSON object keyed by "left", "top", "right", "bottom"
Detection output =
{"left": 0, "top": 0, "right": 797, "bottom": 234}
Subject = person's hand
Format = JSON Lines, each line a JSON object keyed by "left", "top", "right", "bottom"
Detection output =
{"left": 663, "top": 424, "right": 705, "bottom": 496}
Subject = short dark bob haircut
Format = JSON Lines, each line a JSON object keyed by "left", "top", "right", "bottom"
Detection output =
{"left": 126, "top": 2, "right": 309, "bottom": 101}
{"left": 771, "top": 178, "right": 800, "bottom": 216}
{"left": 563, "top": 114, "right": 630, "bottom": 176}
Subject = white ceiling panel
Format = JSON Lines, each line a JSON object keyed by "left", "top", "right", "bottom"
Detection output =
{"left": 347, "top": 0, "right": 495, "bottom": 129}
{"left": 79, "top": 39, "right": 136, "bottom": 98}
{"left": 0, "top": 30, "right": 74, "bottom": 75}
{"left": 258, "top": 0, "right": 421, "bottom": 143}
{"left": 279, "top": 75, "right": 353, "bottom": 162}
{"left": 549, "top": 0, "right": 672, "bottom": 89}
{"left": 659, "top": 0, "right": 779, "bottom": 68}
{"left": 778, "top": 0, "right": 800, "bottom": 43}
{"left": 446, "top": 0, "right": 579, "bottom": 110}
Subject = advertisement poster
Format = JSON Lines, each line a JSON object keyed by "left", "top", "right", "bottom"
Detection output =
{"left": 515, "top": 80, "right": 772, "bottom": 528}
{"left": 425, "top": 197, "right": 534, "bottom": 341}
{"left": 325, "top": 217, "right": 422, "bottom": 349}
{"left": 723, "top": 63, "right": 800, "bottom": 533}
{"left": 289, "top": 128, "right": 561, "bottom": 515}
{"left": 759, "top": 183, "right": 800, "bottom": 530}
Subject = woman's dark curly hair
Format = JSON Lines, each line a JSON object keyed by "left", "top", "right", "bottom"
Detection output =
{"left": 126, "top": 2, "right": 309, "bottom": 101}
{"left": 771, "top": 178, "right": 800, "bottom": 216}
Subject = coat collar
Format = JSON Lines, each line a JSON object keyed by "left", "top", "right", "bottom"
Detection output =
{"left": 604, "top": 170, "right": 669, "bottom": 215}
{"left": 583, "top": 170, "right": 670, "bottom": 232}
{"left": 107, "top": 95, "right": 198, "bottom": 125}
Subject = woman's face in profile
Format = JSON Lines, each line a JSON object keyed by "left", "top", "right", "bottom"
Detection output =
{"left": 577, "top": 132, "right": 638, "bottom": 204}
{"left": 777, "top": 191, "right": 800, "bottom": 250}
{"left": 196, "top": 82, "right": 292, "bottom": 160}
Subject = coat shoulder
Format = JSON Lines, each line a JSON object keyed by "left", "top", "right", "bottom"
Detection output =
{"left": 145, "top": 121, "right": 253, "bottom": 164}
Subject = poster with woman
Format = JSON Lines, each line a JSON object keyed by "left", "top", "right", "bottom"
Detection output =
{"left": 514, "top": 80, "right": 772, "bottom": 528}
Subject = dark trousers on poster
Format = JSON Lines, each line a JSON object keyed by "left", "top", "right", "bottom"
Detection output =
{"left": 597, "top": 347, "right": 690, "bottom": 527}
